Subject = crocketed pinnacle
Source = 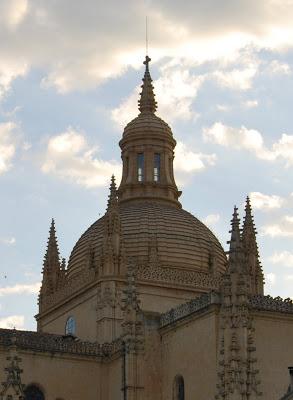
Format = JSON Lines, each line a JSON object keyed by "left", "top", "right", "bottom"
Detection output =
{"left": 138, "top": 55, "right": 157, "bottom": 114}
{"left": 242, "top": 196, "right": 257, "bottom": 239}
{"left": 228, "top": 206, "right": 242, "bottom": 253}
{"left": 107, "top": 175, "right": 118, "bottom": 211}
{"left": 43, "top": 218, "right": 60, "bottom": 271}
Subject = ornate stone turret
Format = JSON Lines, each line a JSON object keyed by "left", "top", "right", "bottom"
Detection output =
{"left": 118, "top": 56, "right": 181, "bottom": 207}
{"left": 216, "top": 207, "right": 262, "bottom": 400}
{"left": 101, "top": 176, "right": 125, "bottom": 276}
{"left": 39, "top": 219, "right": 65, "bottom": 305}
{"left": 242, "top": 196, "right": 264, "bottom": 295}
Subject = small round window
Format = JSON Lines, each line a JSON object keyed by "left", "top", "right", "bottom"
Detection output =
{"left": 65, "top": 316, "right": 76, "bottom": 335}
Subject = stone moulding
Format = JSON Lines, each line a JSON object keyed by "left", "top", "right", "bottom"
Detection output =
{"left": 0, "top": 329, "right": 123, "bottom": 359}
{"left": 40, "top": 264, "right": 222, "bottom": 313}
{"left": 160, "top": 291, "right": 220, "bottom": 327}
{"left": 250, "top": 294, "right": 293, "bottom": 314}
{"left": 160, "top": 293, "right": 293, "bottom": 328}
{"left": 137, "top": 264, "right": 221, "bottom": 289}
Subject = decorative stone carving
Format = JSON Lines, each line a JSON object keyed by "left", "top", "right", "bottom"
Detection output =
{"left": 250, "top": 295, "right": 293, "bottom": 313}
{"left": 215, "top": 207, "right": 262, "bottom": 400}
{"left": 160, "top": 291, "right": 220, "bottom": 327}
{"left": 0, "top": 353, "right": 25, "bottom": 400}
{"left": 0, "top": 329, "right": 124, "bottom": 360}
{"left": 137, "top": 263, "right": 221, "bottom": 289}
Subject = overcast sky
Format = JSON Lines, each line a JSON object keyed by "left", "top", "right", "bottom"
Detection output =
{"left": 1, "top": 0, "right": 293, "bottom": 331}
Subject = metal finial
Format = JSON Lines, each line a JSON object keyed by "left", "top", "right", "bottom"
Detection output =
{"left": 146, "top": 16, "right": 149, "bottom": 56}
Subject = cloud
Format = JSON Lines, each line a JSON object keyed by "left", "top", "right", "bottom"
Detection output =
{"left": 112, "top": 67, "right": 204, "bottom": 127}
{"left": 0, "top": 315, "right": 24, "bottom": 329}
{"left": 41, "top": 127, "right": 121, "bottom": 188}
{"left": 266, "top": 272, "right": 276, "bottom": 286}
{"left": 269, "top": 251, "right": 293, "bottom": 267}
{"left": 262, "top": 215, "right": 293, "bottom": 237}
{"left": 203, "top": 122, "right": 293, "bottom": 167}
{"left": 243, "top": 99, "right": 258, "bottom": 108}
{"left": 213, "top": 63, "right": 258, "bottom": 90}
{"left": 272, "top": 134, "right": 293, "bottom": 166}
{"left": 202, "top": 214, "right": 220, "bottom": 227}
{"left": 0, "top": 237, "right": 16, "bottom": 245}
{"left": 267, "top": 60, "right": 291, "bottom": 75}
{"left": 2, "top": 1, "right": 293, "bottom": 93}
{"left": 0, "top": 0, "right": 28, "bottom": 27}
{"left": 0, "top": 282, "right": 41, "bottom": 296}
{"left": 0, "top": 122, "right": 20, "bottom": 174}
{"left": 203, "top": 122, "right": 274, "bottom": 160}
{"left": 250, "top": 192, "right": 284, "bottom": 210}
{"left": 174, "top": 141, "right": 217, "bottom": 174}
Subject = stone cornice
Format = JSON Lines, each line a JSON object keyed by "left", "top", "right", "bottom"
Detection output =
{"left": 38, "top": 266, "right": 222, "bottom": 317}
{"left": 0, "top": 329, "right": 123, "bottom": 361}
{"left": 160, "top": 291, "right": 221, "bottom": 328}
{"left": 249, "top": 294, "right": 293, "bottom": 314}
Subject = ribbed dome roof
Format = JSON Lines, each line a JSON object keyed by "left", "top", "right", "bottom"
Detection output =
{"left": 122, "top": 112, "right": 173, "bottom": 139}
{"left": 67, "top": 201, "right": 227, "bottom": 281}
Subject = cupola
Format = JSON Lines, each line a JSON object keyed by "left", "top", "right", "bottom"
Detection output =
{"left": 118, "top": 56, "right": 182, "bottom": 207}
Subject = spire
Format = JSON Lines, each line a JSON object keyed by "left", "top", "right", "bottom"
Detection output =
{"left": 107, "top": 175, "right": 118, "bottom": 211}
{"left": 242, "top": 196, "right": 264, "bottom": 295}
{"left": 43, "top": 219, "right": 60, "bottom": 271}
{"left": 40, "top": 219, "right": 63, "bottom": 302}
{"left": 138, "top": 55, "right": 157, "bottom": 114}
{"left": 227, "top": 206, "right": 246, "bottom": 274}
{"left": 242, "top": 196, "right": 257, "bottom": 241}
{"left": 228, "top": 206, "right": 242, "bottom": 253}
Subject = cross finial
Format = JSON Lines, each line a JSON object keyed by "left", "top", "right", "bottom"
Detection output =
{"left": 138, "top": 56, "right": 157, "bottom": 113}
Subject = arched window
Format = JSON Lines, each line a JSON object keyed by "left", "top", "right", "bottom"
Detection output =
{"left": 173, "top": 375, "right": 184, "bottom": 400}
{"left": 65, "top": 316, "right": 76, "bottom": 335}
{"left": 154, "top": 153, "right": 161, "bottom": 182}
{"left": 137, "top": 153, "right": 144, "bottom": 182}
{"left": 24, "top": 385, "right": 45, "bottom": 400}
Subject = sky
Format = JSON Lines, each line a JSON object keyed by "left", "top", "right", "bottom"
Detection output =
{"left": 1, "top": 0, "right": 293, "bottom": 331}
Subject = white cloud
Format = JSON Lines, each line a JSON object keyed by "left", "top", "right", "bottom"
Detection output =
{"left": 1, "top": 1, "right": 293, "bottom": 93}
{"left": 213, "top": 63, "right": 258, "bottom": 90}
{"left": 272, "top": 134, "right": 293, "bottom": 166}
{"left": 250, "top": 192, "right": 284, "bottom": 210}
{"left": 0, "top": 315, "right": 24, "bottom": 329}
{"left": 203, "top": 122, "right": 274, "bottom": 160}
{"left": 155, "top": 69, "right": 204, "bottom": 122}
{"left": 0, "top": 61, "right": 27, "bottom": 100}
{"left": 266, "top": 272, "right": 276, "bottom": 286}
{"left": 267, "top": 60, "right": 291, "bottom": 75}
{"left": 42, "top": 127, "right": 121, "bottom": 188}
{"left": 0, "top": 237, "right": 16, "bottom": 245}
{"left": 262, "top": 215, "right": 293, "bottom": 237}
{"left": 112, "top": 67, "right": 204, "bottom": 127}
{"left": 203, "top": 214, "right": 220, "bottom": 227}
{"left": 0, "top": 122, "right": 20, "bottom": 174}
{"left": 0, "top": 282, "right": 41, "bottom": 296}
{"left": 0, "top": 0, "right": 28, "bottom": 28}
{"left": 203, "top": 122, "right": 293, "bottom": 167}
{"left": 174, "top": 141, "right": 217, "bottom": 174}
{"left": 269, "top": 251, "right": 293, "bottom": 267}
{"left": 243, "top": 99, "right": 258, "bottom": 108}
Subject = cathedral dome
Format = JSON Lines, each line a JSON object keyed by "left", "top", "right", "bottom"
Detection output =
{"left": 66, "top": 55, "right": 227, "bottom": 285}
{"left": 67, "top": 201, "right": 227, "bottom": 280}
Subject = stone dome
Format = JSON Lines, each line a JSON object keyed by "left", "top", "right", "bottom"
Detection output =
{"left": 67, "top": 201, "right": 227, "bottom": 280}
{"left": 122, "top": 112, "right": 174, "bottom": 140}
